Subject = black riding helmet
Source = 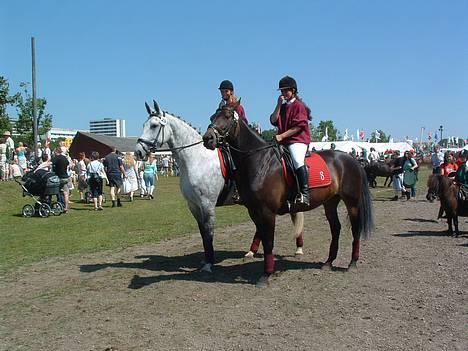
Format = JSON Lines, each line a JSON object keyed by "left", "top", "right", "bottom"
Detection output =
{"left": 278, "top": 76, "right": 297, "bottom": 92}
{"left": 219, "top": 80, "right": 234, "bottom": 91}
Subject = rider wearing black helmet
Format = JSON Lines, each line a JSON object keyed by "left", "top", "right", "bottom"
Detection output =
{"left": 216, "top": 80, "right": 248, "bottom": 123}
{"left": 270, "top": 75, "right": 312, "bottom": 211}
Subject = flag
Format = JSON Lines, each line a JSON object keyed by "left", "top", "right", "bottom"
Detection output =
{"left": 389, "top": 137, "right": 394, "bottom": 143}
{"left": 375, "top": 130, "right": 381, "bottom": 140}
{"left": 434, "top": 132, "right": 438, "bottom": 141}
{"left": 343, "top": 128, "right": 349, "bottom": 141}
{"left": 321, "top": 127, "right": 329, "bottom": 142}
{"left": 359, "top": 130, "right": 365, "bottom": 141}
{"left": 356, "top": 129, "right": 360, "bottom": 141}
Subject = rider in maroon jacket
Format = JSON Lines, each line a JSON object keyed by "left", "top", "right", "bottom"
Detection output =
{"left": 270, "top": 76, "right": 312, "bottom": 210}
{"left": 216, "top": 80, "right": 248, "bottom": 123}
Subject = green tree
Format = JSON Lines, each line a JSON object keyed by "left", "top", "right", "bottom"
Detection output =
{"left": 370, "top": 129, "right": 390, "bottom": 142}
{"left": 15, "top": 82, "right": 53, "bottom": 146}
{"left": 312, "top": 120, "right": 339, "bottom": 141}
{"left": 0, "top": 76, "right": 19, "bottom": 133}
{"left": 261, "top": 128, "right": 277, "bottom": 141}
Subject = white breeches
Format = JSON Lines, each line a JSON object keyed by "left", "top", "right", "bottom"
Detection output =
{"left": 287, "top": 143, "right": 308, "bottom": 169}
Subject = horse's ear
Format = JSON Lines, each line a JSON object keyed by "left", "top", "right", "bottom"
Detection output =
{"left": 235, "top": 98, "right": 241, "bottom": 109}
{"left": 153, "top": 99, "right": 162, "bottom": 115}
{"left": 145, "top": 102, "right": 151, "bottom": 115}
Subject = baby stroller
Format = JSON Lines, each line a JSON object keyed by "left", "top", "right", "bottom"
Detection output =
{"left": 84, "top": 180, "right": 107, "bottom": 204}
{"left": 16, "top": 169, "right": 65, "bottom": 217}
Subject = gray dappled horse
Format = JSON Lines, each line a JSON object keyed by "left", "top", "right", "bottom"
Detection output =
{"left": 135, "top": 100, "right": 304, "bottom": 273}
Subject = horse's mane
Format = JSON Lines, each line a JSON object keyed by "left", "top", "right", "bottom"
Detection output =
{"left": 240, "top": 119, "right": 267, "bottom": 143}
{"left": 163, "top": 110, "right": 201, "bottom": 136}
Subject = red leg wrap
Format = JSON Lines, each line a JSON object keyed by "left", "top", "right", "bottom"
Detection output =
{"left": 296, "top": 232, "right": 304, "bottom": 247}
{"left": 264, "top": 253, "right": 275, "bottom": 274}
{"left": 250, "top": 238, "right": 261, "bottom": 253}
{"left": 352, "top": 240, "right": 360, "bottom": 261}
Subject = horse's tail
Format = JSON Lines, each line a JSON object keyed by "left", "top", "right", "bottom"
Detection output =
{"left": 358, "top": 166, "right": 375, "bottom": 240}
{"left": 291, "top": 212, "right": 304, "bottom": 239}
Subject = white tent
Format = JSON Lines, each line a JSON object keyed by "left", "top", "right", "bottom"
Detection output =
{"left": 309, "top": 141, "right": 364, "bottom": 153}
{"left": 309, "top": 141, "right": 413, "bottom": 154}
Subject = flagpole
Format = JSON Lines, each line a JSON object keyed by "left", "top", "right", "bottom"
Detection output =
{"left": 31, "top": 37, "right": 38, "bottom": 155}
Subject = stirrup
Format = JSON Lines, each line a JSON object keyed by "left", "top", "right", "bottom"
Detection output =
{"left": 295, "top": 193, "right": 309, "bottom": 205}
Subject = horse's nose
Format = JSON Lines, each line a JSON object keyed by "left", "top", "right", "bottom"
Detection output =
{"left": 203, "top": 133, "right": 216, "bottom": 150}
{"left": 134, "top": 145, "right": 145, "bottom": 160}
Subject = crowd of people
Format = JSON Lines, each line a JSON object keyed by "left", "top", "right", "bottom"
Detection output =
{"left": 0, "top": 128, "right": 178, "bottom": 213}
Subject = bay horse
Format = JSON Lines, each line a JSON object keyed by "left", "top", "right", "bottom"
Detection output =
{"left": 203, "top": 103, "right": 375, "bottom": 287}
{"left": 426, "top": 174, "right": 467, "bottom": 237}
{"left": 134, "top": 100, "right": 304, "bottom": 273}
{"left": 364, "top": 160, "right": 394, "bottom": 188}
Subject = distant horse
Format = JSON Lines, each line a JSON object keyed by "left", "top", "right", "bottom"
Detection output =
{"left": 426, "top": 174, "right": 467, "bottom": 237}
{"left": 134, "top": 100, "right": 304, "bottom": 273}
{"left": 364, "top": 160, "right": 394, "bottom": 188}
{"left": 203, "top": 103, "right": 374, "bottom": 287}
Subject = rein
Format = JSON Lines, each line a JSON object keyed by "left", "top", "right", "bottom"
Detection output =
{"left": 210, "top": 107, "right": 276, "bottom": 158}
{"left": 138, "top": 115, "right": 203, "bottom": 153}
{"left": 227, "top": 142, "right": 276, "bottom": 157}
{"left": 138, "top": 137, "right": 203, "bottom": 153}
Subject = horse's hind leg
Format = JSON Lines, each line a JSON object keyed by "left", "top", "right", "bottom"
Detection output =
{"left": 323, "top": 197, "right": 341, "bottom": 270}
{"left": 453, "top": 216, "right": 459, "bottom": 237}
{"left": 447, "top": 216, "right": 454, "bottom": 236}
{"left": 347, "top": 204, "right": 361, "bottom": 269}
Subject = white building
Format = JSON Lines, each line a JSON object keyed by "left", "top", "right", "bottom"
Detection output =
{"left": 89, "top": 118, "right": 126, "bottom": 137}
{"left": 46, "top": 128, "right": 88, "bottom": 141}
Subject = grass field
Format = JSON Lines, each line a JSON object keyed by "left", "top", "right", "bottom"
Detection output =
{"left": 0, "top": 166, "right": 431, "bottom": 273}
{"left": 0, "top": 176, "right": 250, "bottom": 273}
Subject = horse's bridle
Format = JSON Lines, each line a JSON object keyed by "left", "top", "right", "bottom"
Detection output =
{"left": 207, "top": 107, "right": 240, "bottom": 147}
{"left": 137, "top": 112, "right": 167, "bottom": 153}
{"left": 137, "top": 112, "right": 203, "bottom": 154}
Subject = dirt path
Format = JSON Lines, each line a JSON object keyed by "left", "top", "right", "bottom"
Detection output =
{"left": 1, "top": 197, "right": 467, "bottom": 351}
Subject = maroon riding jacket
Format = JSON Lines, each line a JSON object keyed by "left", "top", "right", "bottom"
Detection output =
{"left": 272, "top": 99, "right": 310, "bottom": 145}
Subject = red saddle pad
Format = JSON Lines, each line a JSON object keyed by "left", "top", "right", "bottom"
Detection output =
{"left": 282, "top": 152, "right": 332, "bottom": 188}
{"left": 217, "top": 148, "right": 229, "bottom": 180}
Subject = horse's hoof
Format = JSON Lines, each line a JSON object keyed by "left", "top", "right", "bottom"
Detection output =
{"left": 244, "top": 251, "right": 255, "bottom": 260}
{"left": 295, "top": 247, "right": 304, "bottom": 256}
{"left": 256, "top": 274, "right": 270, "bottom": 288}
{"left": 200, "top": 263, "right": 213, "bottom": 273}
{"left": 321, "top": 262, "right": 333, "bottom": 271}
{"left": 348, "top": 261, "right": 358, "bottom": 271}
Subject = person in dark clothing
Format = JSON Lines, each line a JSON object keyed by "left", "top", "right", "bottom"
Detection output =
{"left": 52, "top": 147, "right": 70, "bottom": 212}
{"left": 390, "top": 151, "right": 406, "bottom": 201}
{"left": 103, "top": 147, "right": 126, "bottom": 207}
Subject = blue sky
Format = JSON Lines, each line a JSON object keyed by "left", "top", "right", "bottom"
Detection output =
{"left": 2, "top": 0, "right": 467, "bottom": 141}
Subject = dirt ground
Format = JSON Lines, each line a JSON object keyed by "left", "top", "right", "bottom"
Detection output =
{"left": 1, "top": 194, "right": 467, "bottom": 351}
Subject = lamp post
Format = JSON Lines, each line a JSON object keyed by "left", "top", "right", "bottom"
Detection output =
{"left": 438, "top": 125, "right": 443, "bottom": 147}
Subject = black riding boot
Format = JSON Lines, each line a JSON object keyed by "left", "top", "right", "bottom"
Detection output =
{"left": 294, "top": 165, "right": 310, "bottom": 211}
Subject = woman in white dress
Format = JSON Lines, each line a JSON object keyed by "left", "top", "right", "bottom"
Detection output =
{"left": 123, "top": 153, "right": 139, "bottom": 201}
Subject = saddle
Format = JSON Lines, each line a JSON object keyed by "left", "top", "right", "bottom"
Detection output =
{"left": 279, "top": 145, "right": 332, "bottom": 191}
{"left": 215, "top": 144, "right": 332, "bottom": 207}
{"left": 215, "top": 146, "right": 237, "bottom": 206}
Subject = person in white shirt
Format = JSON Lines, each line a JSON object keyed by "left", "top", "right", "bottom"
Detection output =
{"left": 368, "top": 147, "right": 379, "bottom": 163}
{"left": 431, "top": 145, "right": 444, "bottom": 174}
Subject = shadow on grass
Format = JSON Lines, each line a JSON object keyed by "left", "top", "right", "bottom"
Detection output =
{"left": 80, "top": 250, "right": 327, "bottom": 288}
